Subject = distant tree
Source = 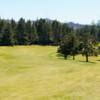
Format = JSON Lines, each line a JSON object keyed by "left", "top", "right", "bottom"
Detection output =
{"left": 61, "top": 23, "right": 72, "bottom": 37}
{"left": 97, "top": 20, "right": 100, "bottom": 26}
{"left": 69, "top": 33, "right": 79, "bottom": 60}
{"left": 52, "top": 20, "right": 62, "bottom": 45}
{"left": 90, "top": 24, "right": 98, "bottom": 40}
{"left": 0, "top": 21, "right": 3, "bottom": 45}
{"left": 58, "top": 33, "right": 79, "bottom": 60}
{"left": 25, "top": 20, "right": 32, "bottom": 44}
{"left": 30, "top": 21, "right": 38, "bottom": 44}
{"left": 1, "top": 23, "right": 14, "bottom": 46}
{"left": 96, "top": 26, "right": 100, "bottom": 42}
{"left": 80, "top": 33, "right": 98, "bottom": 62}
{"left": 16, "top": 18, "right": 28, "bottom": 45}
{"left": 0, "top": 19, "right": 6, "bottom": 45}
{"left": 36, "top": 19, "right": 51, "bottom": 45}
{"left": 10, "top": 19, "right": 17, "bottom": 45}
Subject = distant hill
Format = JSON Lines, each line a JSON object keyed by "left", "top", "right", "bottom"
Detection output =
{"left": 44, "top": 18, "right": 84, "bottom": 30}
{"left": 67, "top": 22, "right": 84, "bottom": 30}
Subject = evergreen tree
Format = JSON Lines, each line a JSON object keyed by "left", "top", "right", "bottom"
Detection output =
{"left": 52, "top": 20, "right": 62, "bottom": 45}
{"left": 80, "top": 33, "right": 98, "bottom": 62}
{"left": 25, "top": 20, "right": 32, "bottom": 44}
{"left": 36, "top": 19, "right": 50, "bottom": 45}
{"left": 1, "top": 23, "right": 14, "bottom": 46}
{"left": 16, "top": 18, "right": 28, "bottom": 45}
{"left": 0, "top": 19, "right": 5, "bottom": 45}
{"left": 10, "top": 19, "right": 17, "bottom": 45}
{"left": 58, "top": 33, "right": 79, "bottom": 60}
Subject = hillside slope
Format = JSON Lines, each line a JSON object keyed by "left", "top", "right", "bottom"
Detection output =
{"left": 0, "top": 46, "right": 100, "bottom": 100}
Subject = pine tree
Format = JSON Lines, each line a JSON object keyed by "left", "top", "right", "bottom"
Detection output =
{"left": 52, "top": 20, "right": 62, "bottom": 45}
{"left": 1, "top": 23, "right": 14, "bottom": 46}
{"left": 16, "top": 18, "right": 28, "bottom": 45}
{"left": 10, "top": 19, "right": 17, "bottom": 45}
{"left": 36, "top": 19, "right": 50, "bottom": 45}
{"left": 80, "top": 33, "right": 98, "bottom": 62}
{"left": 58, "top": 33, "right": 79, "bottom": 60}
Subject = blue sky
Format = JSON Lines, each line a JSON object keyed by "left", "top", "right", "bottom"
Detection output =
{"left": 0, "top": 0, "right": 100, "bottom": 24}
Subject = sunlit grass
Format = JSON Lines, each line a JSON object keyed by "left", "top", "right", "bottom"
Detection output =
{"left": 0, "top": 45, "right": 100, "bottom": 100}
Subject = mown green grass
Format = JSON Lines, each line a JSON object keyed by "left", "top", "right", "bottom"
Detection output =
{"left": 0, "top": 45, "right": 100, "bottom": 100}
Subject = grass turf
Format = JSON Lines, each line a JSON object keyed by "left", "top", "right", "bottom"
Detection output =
{"left": 0, "top": 46, "right": 100, "bottom": 100}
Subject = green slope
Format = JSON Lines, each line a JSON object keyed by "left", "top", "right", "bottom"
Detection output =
{"left": 0, "top": 46, "right": 100, "bottom": 100}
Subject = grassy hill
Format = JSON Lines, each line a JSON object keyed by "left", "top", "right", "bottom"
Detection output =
{"left": 0, "top": 46, "right": 100, "bottom": 100}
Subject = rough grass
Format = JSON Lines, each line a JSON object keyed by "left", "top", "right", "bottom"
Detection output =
{"left": 0, "top": 45, "right": 100, "bottom": 100}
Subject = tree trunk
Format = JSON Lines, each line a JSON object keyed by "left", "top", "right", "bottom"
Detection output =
{"left": 86, "top": 54, "right": 88, "bottom": 62}
{"left": 64, "top": 55, "right": 67, "bottom": 60}
{"left": 73, "top": 55, "right": 75, "bottom": 60}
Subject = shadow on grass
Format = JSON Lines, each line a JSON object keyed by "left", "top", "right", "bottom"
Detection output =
{"left": 77, "top": 60, "right": 96, "bottom": 64}
{"left": 57, "top": 54, "right": 97, "bottom": 64}
{"left": 97, "top": 60, "right": 100, "bottom": 62}
{"left": 57, "top": 54, "right": 72, "bottom": 60}
{"left": 57, "top": 55, "right": 96, "bottom": 64}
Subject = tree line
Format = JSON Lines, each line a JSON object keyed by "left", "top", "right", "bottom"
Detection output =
{"left": 0, "top": 18, "right": 72, "bottom": 46}
{"left": 0, "top": 18, "right": 100, "bottom": 46}
{"left": 0, "top": 17, "right": 100, "bottom": 62}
